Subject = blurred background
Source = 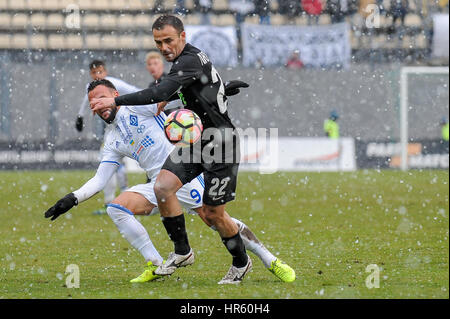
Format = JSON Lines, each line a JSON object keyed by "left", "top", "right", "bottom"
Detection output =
{"left": 0, "top": 0, "right": 448, "bottom": 171}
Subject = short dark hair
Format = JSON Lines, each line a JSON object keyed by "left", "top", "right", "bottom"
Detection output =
{"left": 152, "top": 15, "right": 184, "bottom": 34}
{"left": 89, "top": 60, "right": 106, "bottom": 70}
{"left": 87, "top": 79, "right": 117, "bottom": 93}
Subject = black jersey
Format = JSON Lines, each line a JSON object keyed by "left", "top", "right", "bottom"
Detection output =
{"left": 148, "top": 72, "right": 167, "bottom": 88}
{"left": 115, "top": 43, "right": 234, "bottom": 132}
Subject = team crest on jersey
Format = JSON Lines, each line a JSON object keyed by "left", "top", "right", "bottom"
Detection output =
{"left": 130, "top": 114, "right": 138, "bottom": 126}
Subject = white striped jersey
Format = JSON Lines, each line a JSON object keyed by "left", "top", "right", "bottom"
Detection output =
{"left": 101, "top": 104, "right": 174, "bottom": 181}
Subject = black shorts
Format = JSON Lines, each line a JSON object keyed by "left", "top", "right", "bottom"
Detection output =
{"left": 161, "top": 134, "right": 240, "bottom": 206}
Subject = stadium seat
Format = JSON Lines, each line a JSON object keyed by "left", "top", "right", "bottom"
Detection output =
{"left": 402, "top": 35, "right": 416, "bottom": 49}
{"left": 164, "top": 0, "right": 177, "bottom": 11}
{"left": 213, "top": 0, "right": 228, "bottom": 10}
{"left": 41, "top": 0, "right": 64, "bottom": 10}
{"left": 66, "top": 34, "right": 84, "bottom": 49}
{"left": 118, "top": 34, "right": 138, "bottom": 49}
{"left": 117, "top": 14, "right": 135, "bottom": 29}
{"left": 77, "top": 0, "right": 97, "bottom": 10}
{"left": 380, "top": 0, "right": 390, "bottom": 9}
{"left": 0, "top": 13, "right": 11, "bottom": 28}
{"left": 48, "top": 34, "right": 66, "bottom": 49}
{"left": 183, "top": 14, "right": 201, "bottom": 25}
{"left": 134, "top": 14, "right": 152, "bottom": 27}
{"left": 407, "top": 0, "right": 418, "bottom": 11}
{"left": 29, "top": 33, "right": 47, "bottom": 49}
{"left": 384, "top": 35, "right": 397, "bottom": 49}
{"left": 109, "top": 0, "right": 128, "bottom": 10}
{"left": 83, "top": 14, "right": 100, "bottom": 29}
{"left": 415, "top": 34, "right": 427, "bottom": 49}
{"left": 404, "top": 14, "right": 423, "bottom": 27}
{"left": 245, "top": 15, "right": 259, "bottom": 25}
{"left": 100, "top": 34, "right": 119, "bottom": 49}
{"left": 27, "top": 0, "right": 43, "bottom": 10}
{"left": 85, "top": 34, "right": 101, "bottom": 49}
{"left": 30, "top": 13, "right": 47, "bottom": 28}
{"left": 126, "top": 0, "right": 146, "bottom": 10}
{"left": 54, "top": 0, "right": 76, "bottom": 10}
{"left": 211, "top": 14, "right": 236, "bottom": 26}
{"left": 10, "top": 34, "right": 28, "bottom": 48}
{"left": 91, "top": 0, "right": 112, "bottom": 10}
{"left": 46, "top": 13, "right": 65, "bottom": 29}
{"left": 318, "top": 14, "right": 331, "bottom": 25}
{"left": 100, "top": 14, "right": 117, "bottom": 29}
{"left": 271, "top": 14, "right": 285, "bottom": 26}
{"left": 378, "top": 14, "right": 390, "bottom": 28}
{"left": 8, "top": 0, "right": 27, "bottom": 10}
{"left": 270, "top": 1, "right": 279, "bottom": 11}
{"left": 185, "top": 0, "right": 194, "bottom": 8}
{"left": 11, "top": 13, "right": 29, "bottom": 30}
{"left": 0, "top": 0, "right": 8, "bottom": 10}
{"left": 350, "top": 33, "right": 359, "bottom": 49}
{"left": 372, "top": 34, "right": 387, "bottom": 48}
{"left": 0, "top": 33, "right": 10, "bottom": 49}
{"left": 295, "top": 15, "right": 309, "bottom": 26}
{"left": 138, "top": 34, "right": 156, "bottom": 49}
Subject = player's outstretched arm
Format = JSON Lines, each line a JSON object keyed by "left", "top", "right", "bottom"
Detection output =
{"left": 71, "top": 162, "right": 117, "bottom": 203}
{"left": 44, "top": 162, "right": 118, "bottom": 221}
{"left": 91, "top": 80, "right": 181, "bottom": 112}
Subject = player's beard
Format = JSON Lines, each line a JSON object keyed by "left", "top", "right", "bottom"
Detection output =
{"left": 100, "top": 107, "right": 118, "bottom": 124}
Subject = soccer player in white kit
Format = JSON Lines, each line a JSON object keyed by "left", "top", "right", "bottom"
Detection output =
{"left": 75, "top": 60, "right": 142, "bottom": 214}
{"left": 45, "top": 79, "right": 295, "bottom": 283}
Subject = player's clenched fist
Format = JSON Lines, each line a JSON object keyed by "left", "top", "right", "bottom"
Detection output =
{"left": 44, "top": 193, "right": 78, "bottom": 221}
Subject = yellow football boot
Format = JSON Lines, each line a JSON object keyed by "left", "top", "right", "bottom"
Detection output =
{"left": 130, "top": 261, "right": 162, "bottom": 283}
{"left": 268, "top": 259, "right": 296, "bottom": 283}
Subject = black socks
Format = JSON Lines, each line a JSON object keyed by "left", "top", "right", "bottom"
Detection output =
{"left": 161, "top": 214, "right": 190, "bottom": 255}
{"left": 162, "top": 215, "right": 248, "bottom": 268}
{"left": 222, "top": 232, "right": 248, "bottom": 268}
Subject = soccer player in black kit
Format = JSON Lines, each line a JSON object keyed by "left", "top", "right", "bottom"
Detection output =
{"left": 91, "top": 15, "right": 295, "bottom": 284}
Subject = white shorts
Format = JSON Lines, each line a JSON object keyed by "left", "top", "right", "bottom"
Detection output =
{"left": 126, "top": 174, "right": 205, "bottom": 215}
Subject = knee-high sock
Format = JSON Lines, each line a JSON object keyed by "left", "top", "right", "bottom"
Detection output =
{"left": 161, "top": 214, "right": 191, "bottom": 255}
{"left": 107, "top": 204, "right": 163, "bottom": 266}
{"left": 103, "top": 174, "right": 117, "bottom": 205}
{"left": 231, "top": 217, "right": 277, "bottom": 268}
{"left": 116, "top": 164, "right": 128, "bottom": 192}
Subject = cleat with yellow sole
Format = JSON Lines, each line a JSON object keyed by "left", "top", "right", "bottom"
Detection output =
{"left": 268, "top": 259, "right": 296, "bottom": 283}
{"left": 130, "top": 261, "right": 163, "bottom": 283}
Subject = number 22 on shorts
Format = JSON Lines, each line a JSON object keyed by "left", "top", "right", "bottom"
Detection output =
{"left": 208, "top": 177, "right": 230, "bottom": 201}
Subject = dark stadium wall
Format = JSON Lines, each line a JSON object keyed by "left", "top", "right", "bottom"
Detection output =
{"left": 0, "top": 51, "right": 448, "bottom": 144}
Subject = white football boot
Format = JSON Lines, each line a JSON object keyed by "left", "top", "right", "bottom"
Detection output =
{"left": 218, "top": 256, "right": 252, "bottom": 285}
{"left": 154, "top": 249, "right": 195, "bottom": 276}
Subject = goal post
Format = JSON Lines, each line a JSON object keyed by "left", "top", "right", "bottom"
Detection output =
{"left": 399, "top": 66, "right": 449, "bottom": 171}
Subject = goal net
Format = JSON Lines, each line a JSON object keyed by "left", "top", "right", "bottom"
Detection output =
{"left": 399, "top": 66, "right": 449, "bottom": 170}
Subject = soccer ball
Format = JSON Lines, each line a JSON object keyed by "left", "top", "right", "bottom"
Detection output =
{"left": 164, "top": 109, "right": 203, "bottom": 147}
